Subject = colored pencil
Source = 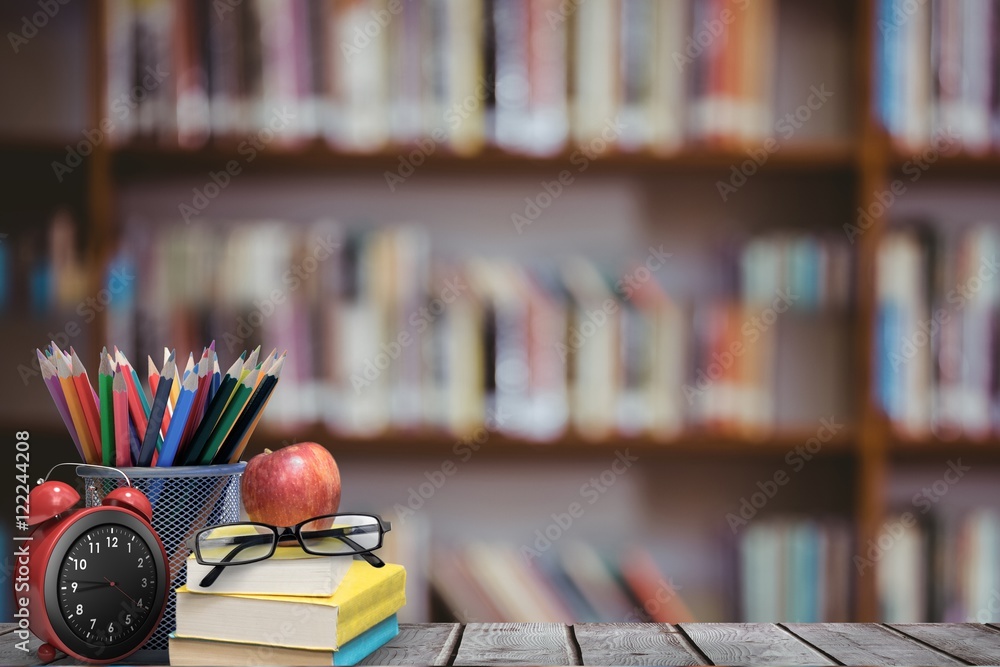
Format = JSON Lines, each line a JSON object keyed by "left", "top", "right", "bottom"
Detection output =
{"left": 117, "top": 349, "right": 151, "bottom": 440}
{"left": 169, "top": 351, "right": 188, "bottom": 410}
{"left": 198, "top": 368, "right": 258, "bottom": 465}
{"left": 217, "top": 355, "right": 285, "bottom": 464}
{"left": 180, "top": 352, "right": 212, "bottom": 450}
{"left": 70, "top": 350, "right": 103, "bottom": 461}
{"left": 239, "top": 348, "right": 260, "bottom": 383}
{"left": 148, "top": 355, "right": 170, "bottom": 433}
{"left": 156, "top": 371, "right": 199, "bottom": 467}
{"left": 54, "top": 354, "right": 98, "bottom": 464}
{"left": 139, "top": 355, "right": 174, "bottom": 466}
{"left": 128, "top": 417, "right": 142, "bottom": 465}
{"left": 37, "top": 350, "right": 84, "bottom": 460}
{"left": 181, "top": 358, "right": 243, "bottom": 466}
{"left": 98, "top": 351, "right": 115, "bottom": 466}
{"left": 209, "top": 355, "right": 221, "bottom": 402}
{"left": 112, "top": 372, "right": 131, "bottom": 467}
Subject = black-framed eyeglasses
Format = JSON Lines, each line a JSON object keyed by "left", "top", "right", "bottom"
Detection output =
{"left": 187, "top": 513, "right": 391, "bottom": 588}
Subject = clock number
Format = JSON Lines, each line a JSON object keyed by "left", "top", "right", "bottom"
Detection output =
{"left": 106, "top": 536, "right": 119, "bottom": 548}
{"left": 71, "top": 582, "right": 78, "bottom": 593}
{"left": 89, "top": 618, "right": 96, "bottom": 630}
{"left": 124, "top": 614, "right": 132, "bottom": 625}
{"left": 70, "top": 557, "right": 87, "bottom": 570}
{"left": 137, "top": 599, "right": 143, "bottom": 608}
{"left": 88, "top": 541, "right": 100, "bottom": 554}
{"left": 76, "top": 604, "right": 83, "bottom": 615}
{"left": 137, "top": 557, "right": 143, "bottom": 568}
{"left": 107, "top": 622, "right": 115, "bottom": 634}
{"left": 127, "top": 541, "right": 132, "bottom": 553}
{"left": 141, "top": 577, "right": 148, "bottom": 588}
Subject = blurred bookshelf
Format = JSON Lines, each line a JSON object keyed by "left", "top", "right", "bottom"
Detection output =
{"left": 3, "top": 0, "right": 1000, "bottom": 625}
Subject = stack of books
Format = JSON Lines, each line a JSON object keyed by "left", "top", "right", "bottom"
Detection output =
{"left": 169, "top": 547, "right": 406, "bottom": 666}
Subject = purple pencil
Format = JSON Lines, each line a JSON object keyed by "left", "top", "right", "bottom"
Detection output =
{"left": 37, "top": 349, "right": 85, "bottom": 460}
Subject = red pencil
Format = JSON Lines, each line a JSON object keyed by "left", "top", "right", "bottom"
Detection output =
{"left": 113, "top": 372, "right": 131, "bottom": 466}
{"left": 70, "top": 349, "right": 103, "bottom": 455}
{"left": 116, "top": 350, "right": 150, "bottom": 443}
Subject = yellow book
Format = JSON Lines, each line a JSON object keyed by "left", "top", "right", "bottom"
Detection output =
{"left": 174, "top": 562, "right": 405, "bottom": 650}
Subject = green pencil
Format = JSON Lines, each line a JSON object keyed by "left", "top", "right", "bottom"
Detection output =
{"left": 98, "top": 349, "right": 115, "bottom": 466}
{"left": 198, "top": 368, "right": 258, "bottom": 465}
{"left": 180, "top": 357, "right": 243, "bottom": 466}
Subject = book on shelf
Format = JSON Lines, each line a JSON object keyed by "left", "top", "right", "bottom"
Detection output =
{"left": 737, "top": 517, "right": 852, "bottom": 622}
{"left": 875, "top": 0, "right": 998, "bottom": 152}
{"left": 184, "top": 545, "right": 354, "bottom": 596}
{"left": 876, "top": 223, "right": 1000, "bottom": 439}
{"left": 169, "top": 614, "right": 399, "bottom": 667}
{"left": 103, "top": 0, "right": 784, "bottom": 154}
{"left": 112, "top": 220, "right": 853, "bottom": 441}
{"left": 877, "top": 508, "right": 1000, "bottom": 623}
{"left": 174, "top": 561, "right": 406, "bottom": 650}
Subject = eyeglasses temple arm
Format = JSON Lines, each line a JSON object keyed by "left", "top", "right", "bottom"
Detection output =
{"left": 197, "top": 533, "right": 274, "bottom": 588}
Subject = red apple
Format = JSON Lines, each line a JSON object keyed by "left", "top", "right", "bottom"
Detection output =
{"left": 241, "top": 442, "right": 341, "bottom": 526}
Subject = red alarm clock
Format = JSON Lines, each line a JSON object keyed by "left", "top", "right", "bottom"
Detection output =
{"left": 24, "top": 465, "right": 169, "bottom": 664}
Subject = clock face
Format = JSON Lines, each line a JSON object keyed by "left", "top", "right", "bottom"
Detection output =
{"left": 56, "top": 525, "right": 158, "bottom": 647}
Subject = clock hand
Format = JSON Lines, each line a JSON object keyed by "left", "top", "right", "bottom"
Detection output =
{"left": 103, "top": 577, "right": 137, "bottom": 605}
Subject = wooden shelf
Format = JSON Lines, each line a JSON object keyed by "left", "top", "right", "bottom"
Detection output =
{"left": 245, "top": 426, "right": 857, "bottom": 460}
{"left": 888, "top": 148, "right": 1000, "bottom": 177}
{"left": 108, "top": 139, "right": 858, "bottom": 179}
{"left": 890, "top": 433, "right": 1000, "bottom": 460}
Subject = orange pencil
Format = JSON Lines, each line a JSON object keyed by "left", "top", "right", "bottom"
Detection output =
{"left": 54, "top": 354, "right": 98, "bottom": 463}
{"left": 70, "top": 349, "right": 103, "bottom": 459}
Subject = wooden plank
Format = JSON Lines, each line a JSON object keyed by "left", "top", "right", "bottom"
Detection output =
{"left": 681, "top": 623, "right": 834, "bottom": 665}
{"left": 785, "top": 623, "right": 965, "bottom": 666}
{"left": 454, "top": 623, "right": 579, "bottom": 666}
{"left": 574, "top": 623, "right": 704, "bottom": 666}
{"left": 359, "top": 623, "right": 461, "bottom": 666}
{"left": 892, "top": 624, "right": 1000, "bottom": 665}
{"left": 0, "top": 629, "right": 48, "bottom": 666}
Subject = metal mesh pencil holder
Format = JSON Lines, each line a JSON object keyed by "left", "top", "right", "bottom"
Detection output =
{"left": 79, "top": 463, "right": 244, "bottom": 653}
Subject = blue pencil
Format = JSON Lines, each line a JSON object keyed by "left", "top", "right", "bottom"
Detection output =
{"left": 156, "top": 371, "right": 199, "bottom": 467}
{"left": 128, "top": 418, "right": 141, "bottom": 466}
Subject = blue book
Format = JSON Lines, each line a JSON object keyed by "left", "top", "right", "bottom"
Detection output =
{"left": 169, "top": 614, "right": 398, "bottom": 666}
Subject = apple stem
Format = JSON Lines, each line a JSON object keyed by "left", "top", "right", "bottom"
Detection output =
{"left": 263, "top": 448, "right": 272, "bottom": 455}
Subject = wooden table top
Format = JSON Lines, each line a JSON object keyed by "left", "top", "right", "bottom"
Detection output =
{"left": 3, "top": 622, "right": 1000, "bottom": 666}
